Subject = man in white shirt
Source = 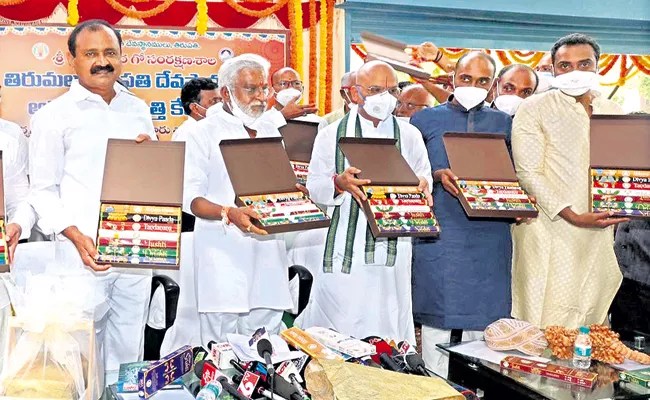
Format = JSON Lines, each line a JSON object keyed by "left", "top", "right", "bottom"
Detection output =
{"left": 263, "top": 67, "right": 327, "bottom": 131}
{"left": 0, "top": 113, "right": 37, "bottom": 372}
{"left": 185, "top": 54, "right": 293, "bottom": 343}
{"left": 172, "top": 77, "right": 220, "bottom": 142}
{"left": 28, "top": 19, "right": 156, "bottom": 377}
{"left": 296, "top": 61, "right": 433, "bottom": 343}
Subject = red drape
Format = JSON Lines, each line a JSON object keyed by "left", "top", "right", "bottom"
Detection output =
{"left": 0, "top": 0, "right": 320, "bottom": 29}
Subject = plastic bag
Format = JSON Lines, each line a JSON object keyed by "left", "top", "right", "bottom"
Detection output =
{"left": 0, "top": 270, "right": 109, "bottom": 400}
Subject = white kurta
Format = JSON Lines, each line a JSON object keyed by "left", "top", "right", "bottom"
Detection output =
{"left": 184, "top": 106, "right": 293, "bottom": 314}
{"left": 511, "top": 90, "right": 624, "bottom": 329}
{"left": 296, "top": 108, "right": 432, "bottom": 343}
{"left": 171, "top": 116, "right": 198, "bottom": 142}
{"left": 0, "top": 118, "right": 35, "bottom": 240}
{"left": 28, "top": 80, "right": 156, "bottom": 373}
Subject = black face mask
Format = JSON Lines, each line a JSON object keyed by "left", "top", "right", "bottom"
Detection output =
{"left": 90, "top": 64, "right": 115, "bottom": 75}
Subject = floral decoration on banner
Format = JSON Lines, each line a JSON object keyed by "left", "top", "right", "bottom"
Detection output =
{"left": 67, "top": 0, "right": 79, "bottom": 26}
{"left": 308, "top": 0, "right": 317, "bottom": 104}
{"left": 317, "top": 0, "right": 327, "bottom": 114}
{"left": 287, "top": 0, "right": 296, "bottom": 68}
{"left": 105, "top": 0, "right": 177, "bottom": 18}
{"left": 0, "top": 0, "right": 27, "bottom": 5}
{"left": 630, "top": 55, "right": 650, "bottom": 76}
{"left": 195, "top": 0, "right": 208, "bottom": 35}
{"left": 324, "top": 0, "right": 333, "bottom": 114}
{"left": 598, "top": 54, "right": 620, "bottom": 76}
{"left": 292, "top": 0, "right": 304, "bottom": 80}
{"left": 223, "top": 0, "right": 289, "bottom": 19}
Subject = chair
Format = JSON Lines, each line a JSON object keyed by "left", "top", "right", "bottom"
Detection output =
{"left": 144, "top": 275, "right": 180, "bottom": 360}
{"left": 609, "top": 277, "right": 650, "bottom": 341}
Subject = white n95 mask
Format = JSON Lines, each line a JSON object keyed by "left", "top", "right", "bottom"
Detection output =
{"left": 552, "top": 70, "right": 598, "bottom": 97}
{"left": 363, "top": 91, "right": 397, "bottom": 121}
{"left": 275, "top": 88, "right": 302, "bottom": 107}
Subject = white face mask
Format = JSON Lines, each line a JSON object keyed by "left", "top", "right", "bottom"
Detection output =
{"left": 275, "top": 88, "right": 302, "bottom": 107}
{"left": 453, "top": 75, "right": 492, "bottom": 111}
{"left": 535, "top": 71, "right": 553, "bottom": 93}
{"left": 205, "top": 102, "right": 222, "bottom": 117}
{"left": 552, "top": 70, "right": 598, "bottom": 97}
{"left": 396, "top": 116, "right": 411, "bottom": 123}
{"left": 227, "top": 88, "right": 262, "bottom": 127}
{"left": 361, "top": 91, "right": 397, "bottom": 121}
{"left": 494, "top": 95, "right": 523, "bottom": 116}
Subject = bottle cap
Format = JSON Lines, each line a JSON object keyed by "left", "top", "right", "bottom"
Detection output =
{"left": 579, "top": 326, "right": 590, "bottom": 334}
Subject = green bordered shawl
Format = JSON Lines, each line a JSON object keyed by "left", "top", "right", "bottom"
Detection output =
{"left": 322, "top": 113, "right": 401, "bottom": 274}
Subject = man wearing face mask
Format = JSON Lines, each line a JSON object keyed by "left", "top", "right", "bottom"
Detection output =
{"left": 409, "top": 51, "right": 513, "bottom": 378}
{"left": 490, "top": 64, "right": 538, "bottom": 116}
{"left": 535, "top": 52, "right": 554, "bottom": 94}
{"left": 394, "top": 84, "right": 435, "bottom": 120}
{"left": 172, "top": 78, "right": 220, "bottom": 142}
{"left": 262, "top": 67, "right": 326, "bottom": 130}
{"left": 511, "top": 33, "right": 626, "bottom": 329}
{"left": 296, "top": 60, "right": 433, "bottom": 343}
{"left": 323, "top": 71, "right": 357, "bottom": 125}
{"left": 184, "top": 54, "right": 293, "bottom": 343}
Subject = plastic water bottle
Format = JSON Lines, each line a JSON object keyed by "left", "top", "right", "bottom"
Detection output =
{"left": 196, "top": 381, "right": 224, "bottom": 400}
{"left": 572, "top": 326, "right": 592, "bottom": 369}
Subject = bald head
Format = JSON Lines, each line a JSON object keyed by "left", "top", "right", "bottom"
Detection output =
{"left": 394, "top": 84, "right": 434, "bottom": 118}
{"left": 351, "top": 61, "right": 398, "bottom": 106}
{"left": 271, "top": 67, "right": 303, "bottom": 93}
{"left": 341, "top": 71, "right": 356, "bottom": 88}
{"left": 453, "top": 51, "right": 496, "bottom": 91}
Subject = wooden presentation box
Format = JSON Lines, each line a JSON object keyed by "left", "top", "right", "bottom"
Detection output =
{"left": 96, "top": 139, "right": 185, "bottom": 270}
{"left": 338, "top": 137, "right": 440, "bottom": 238}
{"left": 590, "top": 114, "right": 650, "bottom": 219}
{"left": 220, "top": 137, "right": 330, "bottom": 235}
{"left": 443, "top": 133, "right": 538, "bottom": 219}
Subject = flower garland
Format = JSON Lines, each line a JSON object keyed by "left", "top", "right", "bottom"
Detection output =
{"left": 0, "top": 0, "right": 27, "bottom": 5}
{"left": 630, "top": 55, "right": 650, "bottom": 76}
{"left": 308, "top": 0, "right": 317, "bottom": 105}
{"left": 105, "top": 0, "right": 177, "bottom": 19}
{"left": 195, "top": 0, "right": 208, "bottom": 35}
{"left": 292, "top": 0, "right": 304, "bottom": 80}
{"left": 495, "top": 50, "right": 511, "bottom": 67}
{"left": 618, "top": 54, "right": 629, "bottom": 86}
{"left": 317, "top": 0, "right": 327, "bottom": 114}
{"left": 598, "top": 54, "right": 620, "bottom": 76}
{"left": 67, "top": 0, "right": 79, "bottom": 25}
{"left": 288, "top": 0, "right": 297, "bottom": 68}
{"left": 324, "top": 0, "right": 333, "bottom": 114}
{"left": 223, "top": 0, "right": 289, "bottom": 19}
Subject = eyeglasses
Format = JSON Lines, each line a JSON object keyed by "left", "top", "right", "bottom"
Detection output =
{"left": 356, "top": 85, "right": 401, "bottom": 97}
{"left": 396, "top": 101, "right": 428, "bottom": 111}
{"left": 277, "top": 80, "right": 303, "bottom": 90}
{"left": 235, "top": 85, "right": 270, "bottom": 97}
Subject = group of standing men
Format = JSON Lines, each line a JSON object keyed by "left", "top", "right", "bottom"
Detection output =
{"left": 0, "top": 17, "right": 634, "bottom": 383}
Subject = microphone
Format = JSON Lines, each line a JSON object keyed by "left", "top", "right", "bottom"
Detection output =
{"left": 194, "top": 360, "right": 248, "bottom": 400}
{"left": 395, "top": 340, "right": 429, "bottom": 376}
{"left": 257, "top": 338, "right": 276, "bottom": 375}
{"left": 277, "top": 361, "right": 309, "bottom": 400}
{"left": 362, "top": 336, "right": 405, "bottom": 372}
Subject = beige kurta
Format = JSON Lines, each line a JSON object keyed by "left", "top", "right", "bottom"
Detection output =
{"left": 511, "top": 90, "right": 624, "bottom": 329}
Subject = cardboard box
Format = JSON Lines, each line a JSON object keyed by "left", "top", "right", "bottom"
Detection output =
{"left": 500, "top": 356, "right": 598, "bottom": 388}
{"left": 137, "top": 345, "right": 193, "bottom": 399}
{"left": 279, "top": 120, "right": 319, "bottom": 185}
{"left": 442, "top": 133, "right": 538, "bottom": 219}
{"left": 590, "top": 115, "right": 650, "bottom": 219}
{"left": 338, "top": 137, "right": 440, "bottom": 238}
{"left": 360, "top": 31, "right": 431, "bottom": 80}
{"left": 280, "top": 327, "right": 345, "bottom": 361}
{"left": 619, "top": 367, "right": 650, "bottom": 388}
{"left": 97, "top": 139, "right": 185, "bottom": 270}
{"left": 0, "top": 154, "right": 7, "bottom": 273}
{"left": 219, "top": 137, "right": 330, "bottom": 234}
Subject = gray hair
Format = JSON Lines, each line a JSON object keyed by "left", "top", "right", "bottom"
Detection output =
{"left": 217, "top": 53, "right": 271, "bottom": 90}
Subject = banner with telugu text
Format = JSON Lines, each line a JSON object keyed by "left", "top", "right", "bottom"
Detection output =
{"left": 0, "top": 25, "right": 289, "bottom": 140}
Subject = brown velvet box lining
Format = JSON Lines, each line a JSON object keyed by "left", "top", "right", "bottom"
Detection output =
{"left": 443, "top": 133, "right": 538, "bottom": 219}
{"left": 280, "top": 120, "right": 320, "bottom": 163}
{"left": 590, "top": 115, "right": 650, "bottom": 219}
{"left": 220, "top": 137, "right": 330, "bottom": 234}
{"left": 98, "top": 139, "right": 185, "bottom": 270}
{"left": 338, "top": 137, "right": 439, "bottom": 238}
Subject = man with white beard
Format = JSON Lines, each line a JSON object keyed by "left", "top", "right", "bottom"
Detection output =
{"left": 184, "top": 54, "right": 293, "bottom": 342}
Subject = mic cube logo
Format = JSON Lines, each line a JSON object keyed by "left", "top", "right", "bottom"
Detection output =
{"left": 399, "top": 342, "right": 411, "bottom": 355}
{"left": 238, "top": 371, "right": 260, "bottom": 398}
{"left": 200, "top": 362, "right": 217, "bottom": 387}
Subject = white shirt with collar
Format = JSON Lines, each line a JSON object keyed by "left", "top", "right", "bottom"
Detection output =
{"left": 0, "top": 118, "right": 35, "bottom": 239}
{"left": 171, "top": 116, "right": 198, "bottom": 142}
{"left": 184, "top": 105, "right": 293, "bottom": 314}
{"left": 28, "top": 80, "right": 156, "bottom": 245}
